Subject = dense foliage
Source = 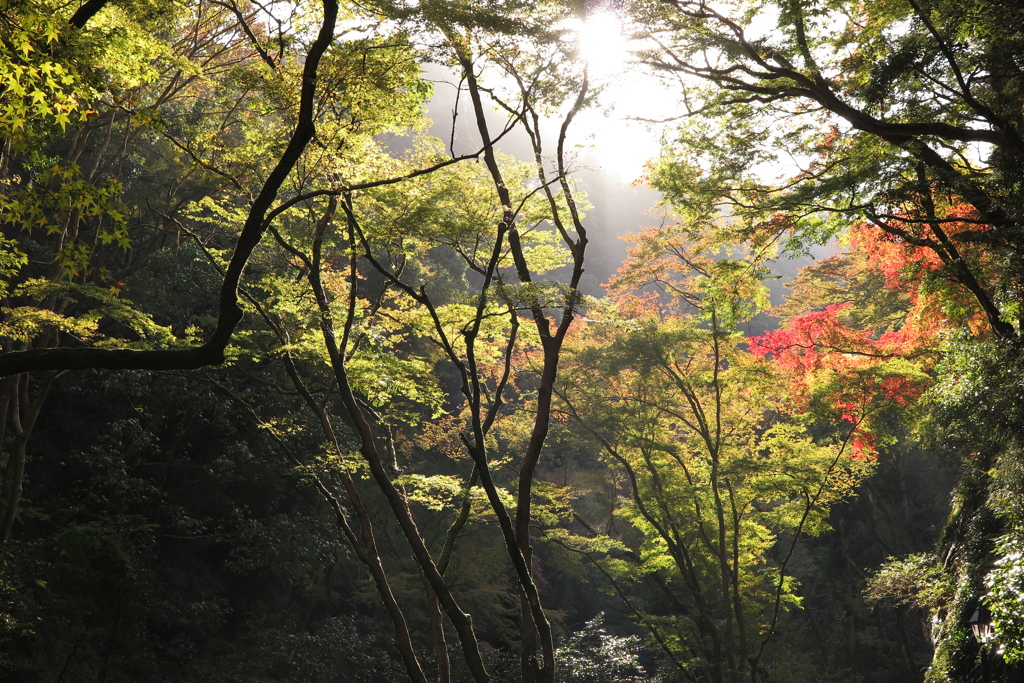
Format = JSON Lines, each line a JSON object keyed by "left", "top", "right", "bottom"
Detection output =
{"left": 2, "top": 0, "right": 1022, "bottom": 681}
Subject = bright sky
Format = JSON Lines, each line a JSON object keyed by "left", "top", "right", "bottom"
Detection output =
{"left": 567, "top": 10, "right": 680, "bottom": 183}
{"left": 422, "top": 8, "right": 679, "bottom": 184}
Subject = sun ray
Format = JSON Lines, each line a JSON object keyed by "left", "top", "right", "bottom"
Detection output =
{"left": 577, "top": 10, "right": 631, "bottom": 80}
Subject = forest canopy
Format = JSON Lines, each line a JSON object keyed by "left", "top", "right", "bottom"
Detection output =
{"left": 1, "top": 0, "right": 1022, "bottom": 681}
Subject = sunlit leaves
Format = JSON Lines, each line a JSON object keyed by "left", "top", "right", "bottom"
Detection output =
{"left": 556, "top": 297, "right": 866, "bottom": 672}
{"left": 0, "top": 238, "right": 29, "bottom": 298}
{"left": 608, "top": 219, "right": 772, "bottom": 326}
{"left": 986, "top": 535, "right": 1024, "bottom": 664}
{"left": 394, "top": 474, "right": 470, "bottom": 511}
{"left": 1, "top": 162, "right": 129, "bottom": 279}
{"left": 749, "top": 211, "right": 972, "bottom": 457}
{"left": 0, "top": 8, "right": 90, "bottom": 139}
{"left": 1, "top": 279, "right": 175, "bottom": 347}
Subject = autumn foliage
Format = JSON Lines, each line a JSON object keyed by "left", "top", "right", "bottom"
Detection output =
{"left": 746, "top": 217, "right": 978, "bottom": 457}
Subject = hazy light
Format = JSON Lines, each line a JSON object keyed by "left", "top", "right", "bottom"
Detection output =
{"left": 565, "top": 11, "right": 679, "bottom": 183}
{"left": 576, "top": 11, "right": 631, "bottom": 80}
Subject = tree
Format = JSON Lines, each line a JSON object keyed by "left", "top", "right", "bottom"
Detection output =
{"left": 2, "top": 1, "right": 611, "bottom": 681}
{"left": 553, "top": 221, "right": 866, "bottom": 682}
{"left": 748, "top": 219, "right": 944, "bottom": 461}
{"left": 1, "top": 0, "right": 305, "bottom": 542}
{"left": 247, "top": 9, "right": 598, "bottom": 676}
{"left": 634, "top": 0, "right": 1024, "bottom": 677}
{"left": 0, "top": 0, "right": 341, "bottom": 376}
{"left": 751, "top": 213, "right": 959, "bottom": 679}
{"left": 2, "top": 5, "right": 447, "bottom": 678}
{"left": 642, "top": 0, "right": 1023, "bottom": 337}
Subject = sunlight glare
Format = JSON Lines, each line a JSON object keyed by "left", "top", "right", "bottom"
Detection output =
{"left": 577, "top": 10, "right": 631, "bottom": 80}
{"left": 565, "top": 11, "right": 680, "bottom": 183}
